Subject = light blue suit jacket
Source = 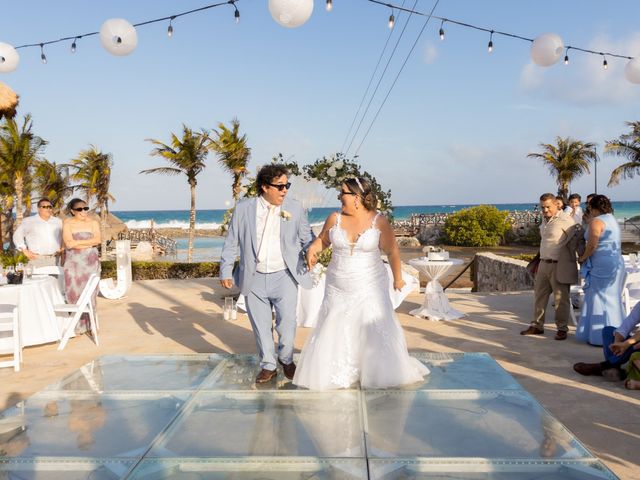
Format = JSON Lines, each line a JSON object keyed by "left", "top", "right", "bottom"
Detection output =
{"left": 219, "top": 197, "right": 314, "bottom": 296}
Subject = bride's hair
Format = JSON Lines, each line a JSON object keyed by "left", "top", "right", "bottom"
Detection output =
{"left": 344, "top": 177, "right": 377, "bottom": 211}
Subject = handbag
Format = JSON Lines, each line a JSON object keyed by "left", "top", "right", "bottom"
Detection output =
{"left": 526, "top": 253, "right": 540, "bottom": 277}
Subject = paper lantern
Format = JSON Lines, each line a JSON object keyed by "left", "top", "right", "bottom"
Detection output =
{"left": 0, "top": 43, "right": 20, "bottom": 73}
{"left": 269, "top": 0, "right": 314, "bottom": 28}
{"left": 530, "top": 33, "right": 564, "bottom": 67}
{"left": 100, "top": 18, "right": 138, "bottom": 56}
{"left": 625, "top": 57, "right": 640, "bottom": 84}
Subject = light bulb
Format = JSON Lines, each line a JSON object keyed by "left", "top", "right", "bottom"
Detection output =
{"left": 235, "top": 9, "right": 240, "bottom": 23}
{"left": 439, "top": 28, "right": 445, "bottom": 40}
{"left": 603, "top": 58, "right": 608, "bottom": 70}
{"left": 564, "top": 55, "right": 569, "bottom": 65}
{"left": 168, "top": 24, "right": 173, "bottom": 38}
{"left": 40, "top": 44, "right": 47, "bottom": 64}
{"left": 388, "top": 13, "right": 395, "bottom": 29}
{"left": 71, "top": 40, "right": 77, "bottom": 53}
{"left": 326, "top": 0, "right": 333, "bottom": 11}
{"left": 488, "top": 40, "right": 493, "bottom": 53}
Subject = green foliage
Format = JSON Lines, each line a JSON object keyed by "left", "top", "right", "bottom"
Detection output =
{"left": 443, "top": 205, "right": 511, "bottom": 247}
{"left": 302, "top": 153, "right": 394, "bottom": 217}
{"left": 511, "top": 253, "right": 538, "bottom": 262}
{"left": 100, "top": 261, "right": 220, "bottom": 280}
{"left": 0, "top": 249, "right": 29, "bottom": 267}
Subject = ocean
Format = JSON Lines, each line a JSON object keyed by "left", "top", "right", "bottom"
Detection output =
{"left": 113, "top": 201, "right": 640, "bottom": 262}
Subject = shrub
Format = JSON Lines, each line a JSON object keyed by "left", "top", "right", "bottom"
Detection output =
{"left": 442, "top": 205, "right": 511, "bottom": 247}
{"left": 101, "top": 261, "right": 220, "bottom": 280}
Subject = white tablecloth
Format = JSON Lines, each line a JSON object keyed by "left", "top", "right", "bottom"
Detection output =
{"left": 235, "top": 263, "right": 419, "bottom": 328}
{"left": 408, "top": 257, "right": 465, "bottom": 321}
{"left": 0, "top": 276, "right": 65, "bottom": 346}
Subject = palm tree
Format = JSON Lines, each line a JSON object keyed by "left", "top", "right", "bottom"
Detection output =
{"left": 68, "top": 145, "right": 114, "bottom": 257}
{"left": 606, "top": 121, "right": 640, "bottom": 186}
{"left": 209, "top": 118, "right": 251, "bottom": 202}
{"left": 142, "top": 126, "right": 210, "bottom": 263}
{"left": 34, "top": 160, "right": 73, "bottom": 215}
{"left": 528, "top": 137, "right": 597, "bottom": 201}
{"left": 0, "top": 114, "right": 47, "bottom": 232}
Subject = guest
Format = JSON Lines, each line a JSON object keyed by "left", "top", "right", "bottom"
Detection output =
{"left": 574, "top": 302, "right": 640, "bottom": 389}
{"left": 564, "top": 193, "right": 583, "bottom": 224}
{"left": 576, "top": 195, "right": 625, "bottom": 345}
{"left": 555, "top": 195, "right": 566, "bottom": 211}
{"left": 521, "top": 193, "right": 581, "bottom": 340}
{"left": 62, "top": 198, "right": 101, "bottom": 335}
{"left": 12, "top": 198, "right": 63, "bottom": 267}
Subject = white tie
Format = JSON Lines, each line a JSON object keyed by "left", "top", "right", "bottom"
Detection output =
{"left": 257, "top": 204, "right": 275, "bottom": 264}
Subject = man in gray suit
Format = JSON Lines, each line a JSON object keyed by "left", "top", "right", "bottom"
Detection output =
{"left": 220, "top": 164, "right": 313, "bottom": 383}
{"left": 521, "top": 192, "right": 582, "bottom": 340}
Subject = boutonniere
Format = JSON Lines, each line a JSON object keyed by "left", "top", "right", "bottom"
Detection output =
{"left": 280, "top": 210, "right": 292, "bottom": 221}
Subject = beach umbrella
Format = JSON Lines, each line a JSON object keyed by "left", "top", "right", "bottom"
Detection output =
{"left": 0, "top": 81, "right": 19, "bottom": 119}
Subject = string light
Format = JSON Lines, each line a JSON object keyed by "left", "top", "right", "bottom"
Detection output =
{"left": 326, "top": 0, "right": 333, "bottom": 12}
{"left": 439, "top": 19, "right": 445, "bottom": 40}
{"left": 234, "top": 7, "right": 240, "bottom": 23}
{"left": 602, "top": 54, "right": 608, "bottom": 70}
{"left": 564, "top": 46, "right": 569, "bottom": 65}
{"left": 388, "top": 10, "right": 395, "bottom": 30}
{"left": 487, "top": 30, "right": 494, "bottom": 53}
{"left": 39, "top": 44, "right": 47, "bottom": 64}
{"left": 71, "top": 37, "right": 78, "bottom": 53}
{"left": 167, "top": 17, "right": 174, "bottom": 37}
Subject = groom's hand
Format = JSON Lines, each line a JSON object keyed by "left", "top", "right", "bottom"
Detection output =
{"left": 220, "top": 279, "right": 233, "bottom": 289}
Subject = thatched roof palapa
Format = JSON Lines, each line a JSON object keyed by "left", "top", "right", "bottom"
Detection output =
{"left": 0, "top": 82, "right": 19, "bottom": 120}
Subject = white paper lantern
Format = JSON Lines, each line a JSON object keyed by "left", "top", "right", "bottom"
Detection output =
{"left": 530, "top": 33, "right": 564, "bottom": 67}
{"left": 269, "top": 0, "right": 314, "bottom": 28}
{"left": 100, "top": 18, "right": 138, "bottom": 56}
{"left": 0, "top": 43, "right": 20, "bottom": 73}
{"left": 625, "top": 57, "right": 640, "bottom": 84}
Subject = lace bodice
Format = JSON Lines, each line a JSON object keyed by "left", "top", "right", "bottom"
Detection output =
{"left": 330, "top": 213, "right": 381, "bottom": 256}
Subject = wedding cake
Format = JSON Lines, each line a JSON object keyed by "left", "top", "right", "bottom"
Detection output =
{"left": 427, "top": 250, "right": 449, "bottom": 261}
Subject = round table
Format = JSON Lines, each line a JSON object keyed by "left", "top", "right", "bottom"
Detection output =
{"left": 0, "top": 275, "right": 65, "bottom": 346}
{"left": 408, "top": 257, "right": 465, "bottom": 321}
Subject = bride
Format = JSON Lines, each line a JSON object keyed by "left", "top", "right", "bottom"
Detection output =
{"left": 293, "top": 177, "right": 429, "bottom": 390}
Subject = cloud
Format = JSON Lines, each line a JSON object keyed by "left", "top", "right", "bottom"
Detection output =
{"left": 518, "top": 32, "right": 640, "bottom": 106}
{"left": 422, "top": 42, "right": 438, "bottom": 64}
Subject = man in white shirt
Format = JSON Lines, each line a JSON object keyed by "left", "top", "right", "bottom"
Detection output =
{"left": 12, "top": 198, "right": 63, "bottom": 267}
{"left": 563, "top": 193, "right": 583, "bottom": 224}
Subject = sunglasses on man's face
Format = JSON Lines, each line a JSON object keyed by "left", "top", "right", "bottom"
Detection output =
{"left": 268, "top": 182, "right": 291, "bottom": 191}
{"left": 73, "top": 207, "right": 90, "bottom": 212}
{"left": 39, "top": 205, "right": 53, "bottom": 209}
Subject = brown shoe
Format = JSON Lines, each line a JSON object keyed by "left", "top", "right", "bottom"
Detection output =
{"left": 554, "top": 330, "right": 568, "bottom": 340}
{"left": 520, "top": 326, "right": 544, "bottom": 336}
{"left": 278, "top": 359, "right": 296, "bottom": 380}
{"left": 255, "top": 368, "right": 277, "bottom": 383}
{"left": 573, "top": 362, "right": 604, "bottom": 376}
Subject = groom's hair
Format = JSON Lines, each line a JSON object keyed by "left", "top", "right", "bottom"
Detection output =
{"left": 257, "top": 164, "right": 289, "bottom": 192}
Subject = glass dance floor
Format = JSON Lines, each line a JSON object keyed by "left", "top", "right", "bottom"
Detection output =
{"left": 0, "top": 353, "right": 618, "bottom": 479}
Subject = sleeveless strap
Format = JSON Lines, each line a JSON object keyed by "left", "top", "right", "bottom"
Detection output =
{"left": 371, "top": 212, "right": 380, "bottom": 229}
{"left": 336, "top": 212, "right": 342, "bottom": 227}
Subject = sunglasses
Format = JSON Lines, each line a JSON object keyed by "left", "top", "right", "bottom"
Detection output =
{"left": 268, "top": 182, "right": 291, "bottom": 191}
{"left": 338, "top": 191, "right": 355, "bottom": 198}
{"left": 73, "top": 207, "right": 90, "bottom": 212}
{"left": 39, "top": 205, "right": 53, "bottom": 209}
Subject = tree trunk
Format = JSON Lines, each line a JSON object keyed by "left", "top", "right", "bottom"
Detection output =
{"left": 100, "top": 203, "right": 108, "bottom": 259}
{"left": 13, "top": 175, "right": 24, "bottom": 233}
{"left": 232, "top": 174, "right": 241, "bottom": 201}
{"left": 188, "top": 183, "right": 196, "bottom": 263}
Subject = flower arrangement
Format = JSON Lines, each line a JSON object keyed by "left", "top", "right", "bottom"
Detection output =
{"left": 0, "top": 249, "right": 29, "bottom": 267}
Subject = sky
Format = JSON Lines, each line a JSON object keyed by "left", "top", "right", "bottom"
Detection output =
{"left": 2, "top": 0, "right": 639, "bottom": 211}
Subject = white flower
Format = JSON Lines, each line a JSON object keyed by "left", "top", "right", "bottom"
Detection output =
{"left": 280, "top": 210, "right": 292, "bottom": 221}
{"left": 327, "top": 166, "right": 337, "bottom": 178}
{"left": 333, "top": 160, "right": 344, "bottom": 169}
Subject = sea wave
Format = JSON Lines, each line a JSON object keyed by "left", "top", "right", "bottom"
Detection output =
{"left": 124, "top": 220, "right": 221, "bottom": 230}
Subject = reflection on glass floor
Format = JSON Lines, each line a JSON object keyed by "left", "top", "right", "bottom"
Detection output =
{"left": 0, "top": 353, "right": 618, "bottom": 479}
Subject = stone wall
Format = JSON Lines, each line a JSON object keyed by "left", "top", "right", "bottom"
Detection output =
{"left": 472, "top": 252, "right": 534, "bottom": 292}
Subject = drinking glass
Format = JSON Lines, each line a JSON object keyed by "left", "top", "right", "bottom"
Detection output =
{"left": 223, "top": 297, "right": 236, "bottom": 321}
{"left": 15, "top": 262, "right": 24, "bottom": 273}
{"left": 25, "top": 264, "right": 34, "bottom": 279}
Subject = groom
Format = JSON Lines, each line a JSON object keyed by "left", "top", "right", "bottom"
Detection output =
{"left": 219, "top": 164, "right": 314, "bottom": 383}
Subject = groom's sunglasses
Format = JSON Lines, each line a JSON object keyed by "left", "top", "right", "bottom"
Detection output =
{"left": 268, "top": 182, "right": 291, "bottom": 191}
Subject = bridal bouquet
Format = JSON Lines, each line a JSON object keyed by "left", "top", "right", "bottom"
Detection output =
{"left": 311, "top": 247, "right": 332, "bottom": 287}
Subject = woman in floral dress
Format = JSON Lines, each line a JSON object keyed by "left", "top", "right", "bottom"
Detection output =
{"left": 63, "top": 198, "right": 101, "bottom": 335}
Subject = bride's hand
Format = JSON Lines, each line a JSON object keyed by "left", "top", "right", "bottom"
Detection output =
{"left": 393, "top": 278, "right": 406, "bottom": 291}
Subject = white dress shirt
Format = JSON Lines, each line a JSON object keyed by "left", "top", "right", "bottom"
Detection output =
{"left": 564, "top": 205, "right": 583, "bottom": 224}
{"left": 256, "top": 196, "right": 286, "bottom": 273}
{"left": 12, "top": 214, "right": 63, "bottom": 255}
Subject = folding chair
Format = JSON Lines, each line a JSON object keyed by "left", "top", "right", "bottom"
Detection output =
{"left": 0, "top": 305, "right": 21, "bottom": 372}
{"left": 55, "top": 273, "right": 100, "bottom": 351}
{"left": 622, "top": 271, "right": 640, "bottom": 317}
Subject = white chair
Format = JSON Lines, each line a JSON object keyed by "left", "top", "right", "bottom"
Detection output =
{"left": 55, "top": 273, "right": 100, "bottom": 351}
{"left": 622, "top": 271, "right": 640, "bottom": 317}
{"left": 0, "top": 305, "right": 21, "bottom": 372}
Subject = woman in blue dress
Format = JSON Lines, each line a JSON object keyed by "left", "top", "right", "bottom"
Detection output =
{"left": 576, "top": 195, "right": 625, "bottom": 345}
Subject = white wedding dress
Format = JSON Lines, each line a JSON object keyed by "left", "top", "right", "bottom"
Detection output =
{"left": 293, "top": 213, "right": 429, "bottom": 390}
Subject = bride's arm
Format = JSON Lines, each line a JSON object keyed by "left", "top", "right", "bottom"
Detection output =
{"left": 306, "top": 212, "right": 337, "bottom": 270}
{"left": 378, "top": 215, "right": 406, "bottom": 291}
